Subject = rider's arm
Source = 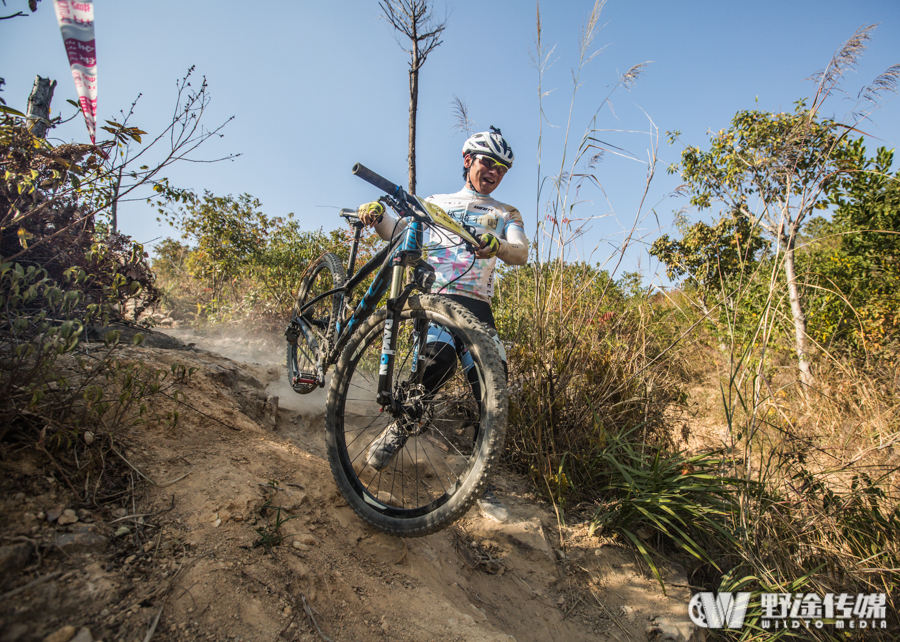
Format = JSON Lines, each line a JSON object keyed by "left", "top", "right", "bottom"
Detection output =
{"left": 497, "top": 208, "right": 528, "bottom": 266}
{"left": 357, "top": 201, "right": 406, "bottom": 240}
{"left": 372, "top": 208, "right": 407, "bottom": 241}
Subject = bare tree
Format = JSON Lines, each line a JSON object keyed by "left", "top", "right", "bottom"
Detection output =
{"left": 379, "top": 0, "right": 447, "bottom": 194}
{"left": 0, "top": 0, "right": 41, "bottom": 20}
{"left": 2, "top": 67, "right": 238, "bottom": 263}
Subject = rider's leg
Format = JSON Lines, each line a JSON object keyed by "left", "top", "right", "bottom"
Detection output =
{"left": 367, "top": 325, "right": 457, "bottom": 471}
{"left": 443, "top": 295, "right": 508, "bottom": 382}
{"left": 368, "top": 297, "right": 511, "bottom": 522}
{"left": 420, "top": 325, "right": 458, "bottom": 392}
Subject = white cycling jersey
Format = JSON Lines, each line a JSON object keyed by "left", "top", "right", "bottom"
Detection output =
{"left": 372, "top": 187, "right": 528, "bottom": 302}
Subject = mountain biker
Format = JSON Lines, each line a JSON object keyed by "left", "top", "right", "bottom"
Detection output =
{"left": 356, "top": 127, "right": 527, "bottom": 522}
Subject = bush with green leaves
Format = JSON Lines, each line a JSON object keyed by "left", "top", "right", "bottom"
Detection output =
{"left": 154, "top": 190, "right": 378, "bottom": 322}
{"left": 1, "top": 263, "right": 89, "bottom": 446}
{"left": 800, "top": 143, "right": 900, "bottom": 356}
{"left": 0, "top": 260, "right": 188, "bottom": 458}
{"left": 650, "top": 209, "right": 767, "bottom": 321}
{"left": 0, "top": 99, "right": 205, "bottom": 503}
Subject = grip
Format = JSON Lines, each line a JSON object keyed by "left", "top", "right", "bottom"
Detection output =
{"left": 352, "top": 163, "right": 404, "bottom": 197}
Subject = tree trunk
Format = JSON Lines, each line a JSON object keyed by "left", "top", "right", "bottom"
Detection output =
{"left": 378, "top": 0, "right": 446, "bottom": 195}
{"left": 782, "top": 231, "right": 814, "bottom": 387}
{"left": 408, "top": 46, "right": 419, "bottom": 194}
{"left": 26, "top": 75, "right": 56, "bottom": 139}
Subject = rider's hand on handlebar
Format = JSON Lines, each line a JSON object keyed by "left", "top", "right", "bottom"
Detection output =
{"left": 357, "top": 201, "right": 385, "bottom": 227}
{"left": 475, "top": 233, "right": 501, "bottom": 259}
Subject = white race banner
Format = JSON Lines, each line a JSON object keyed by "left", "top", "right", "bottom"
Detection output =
{"left": 54, "top": 0, "right": 96, "bottom": 143}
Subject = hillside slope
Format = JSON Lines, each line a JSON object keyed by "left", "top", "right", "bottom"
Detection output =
{"left": 0, "top": 327, "right": 697, "bottom": 642}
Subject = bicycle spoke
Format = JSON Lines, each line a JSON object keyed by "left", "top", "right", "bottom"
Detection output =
{"left": 287, "top": 253, "right": 346, "bottom": 394}
{"left": 327, "top": 295, "right": 507, "bottom": 535}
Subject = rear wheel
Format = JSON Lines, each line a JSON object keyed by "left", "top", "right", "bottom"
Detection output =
{"left": 326, "top": 294, "right": 507, "bottom": 536}
{"left": 286, "top": 253, "right": 347, "bottom": 394}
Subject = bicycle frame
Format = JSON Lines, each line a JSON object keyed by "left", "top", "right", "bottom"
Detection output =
{"left": 295, "top": 216, "right": 434, "bottom": 411}
{"left": 292, "top": 164, "right": 482, "bottom": 413}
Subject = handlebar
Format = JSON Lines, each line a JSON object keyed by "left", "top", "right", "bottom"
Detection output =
{"left": 351, "top": 162, "right": 481, "bottom": 249}
{"left": 352, "top": 163, "right": 405, "bottom": 199}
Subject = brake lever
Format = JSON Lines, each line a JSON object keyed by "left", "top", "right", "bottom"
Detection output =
{"left": 387, "top": 195, "right": 429, "bottom": 222}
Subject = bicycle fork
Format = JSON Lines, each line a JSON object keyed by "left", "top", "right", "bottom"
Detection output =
{"left": 375, "top": 220, "right": 433, "bottom": 411}
{"left": 375, "top": 263, "right": 406, "bottom": 405}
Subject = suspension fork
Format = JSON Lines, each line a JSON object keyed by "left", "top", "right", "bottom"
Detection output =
{"left": 376, "top": 220, "right": 424, "bottom": 408}
{"left": 375, "top": 264, "right": 405, "bottom": 407}
{"left": 378, "top": 267, "right": 432, "bottom": 404}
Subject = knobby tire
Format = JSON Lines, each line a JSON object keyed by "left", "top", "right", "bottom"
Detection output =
{"left": 287, "top": 252, "right": 347, "bottom": 394}
{"left": 325, "top": 294, "right": 508, "bottom": 537}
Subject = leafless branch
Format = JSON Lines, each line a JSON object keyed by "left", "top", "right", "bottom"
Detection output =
{"left": 2, "top": 67, "right": 238, "bottom": 260}
{"left": 378, "top": 0, "right": 448, "bottom": 69}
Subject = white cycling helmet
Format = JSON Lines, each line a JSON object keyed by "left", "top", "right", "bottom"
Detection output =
{"left": 462, "top": 126, "right": 514, "bottom": 168}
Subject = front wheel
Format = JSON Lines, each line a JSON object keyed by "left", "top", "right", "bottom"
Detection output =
{"left": 326, "top": 294, "right": 508, "bottom": 537}
{"left": 286, "top": 252, "right": 347, "bottom": 394}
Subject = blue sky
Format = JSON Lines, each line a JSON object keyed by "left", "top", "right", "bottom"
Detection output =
{"left": 2, "top": 0, "right": 898, "bottom": 282}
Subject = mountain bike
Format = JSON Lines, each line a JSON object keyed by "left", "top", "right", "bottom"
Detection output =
{"left": 285, "top": 163, "right": 508, "bottom": 537}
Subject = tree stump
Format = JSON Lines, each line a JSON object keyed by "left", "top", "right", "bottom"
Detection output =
{"left": 26, "top": 75, "right": 57, "bottom": 139}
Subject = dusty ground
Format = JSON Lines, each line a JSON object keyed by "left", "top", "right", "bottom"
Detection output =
{"left": 0, "top": 326, "right": 699, "bottom": 642}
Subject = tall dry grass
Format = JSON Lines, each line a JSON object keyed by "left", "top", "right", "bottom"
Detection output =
{"left": 497, "top": 5, "right": 900, "bottom": 639}
{"left": 650, "top": 26, "right": 900, "bottom": 640}
{"left": 497, "top": 0, "right": 698, "bottom": 509}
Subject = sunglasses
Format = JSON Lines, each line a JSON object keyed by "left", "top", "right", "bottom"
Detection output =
{"left": 476, "top": 154, "right": 509, "bottom": 175}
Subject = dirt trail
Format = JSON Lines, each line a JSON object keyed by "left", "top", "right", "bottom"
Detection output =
{"left": 0, "top": 326, "right": 697, "bottom": 642}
